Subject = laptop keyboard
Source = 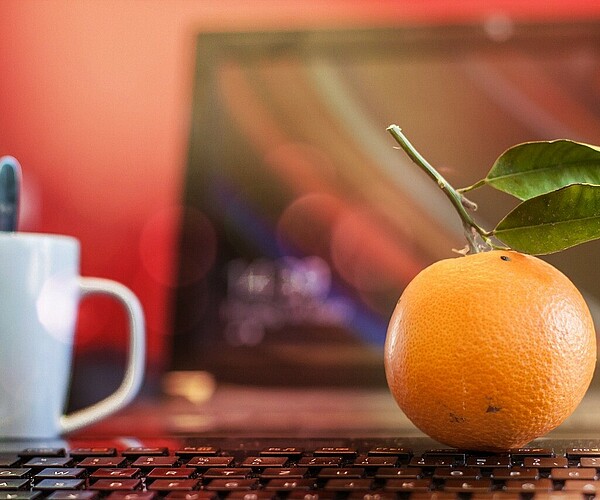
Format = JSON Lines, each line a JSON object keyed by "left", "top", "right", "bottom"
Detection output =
{"left": 1, "top": 441, "right": 599, "bottom": 499}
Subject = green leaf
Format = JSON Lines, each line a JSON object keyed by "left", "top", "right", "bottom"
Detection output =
{"left": 484, "top": 139, "right": 600, "bottom": 200}
{"left": 493, "top": 183, "right": 600, "bottom": 255}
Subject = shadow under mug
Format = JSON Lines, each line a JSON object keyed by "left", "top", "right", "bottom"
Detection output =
{"left": 0, "top": 232, "right": 145, "bottom": 438}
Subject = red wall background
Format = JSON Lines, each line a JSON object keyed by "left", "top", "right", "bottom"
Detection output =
{"left": 1, "top": 0, "right": 599, "bottom": 374}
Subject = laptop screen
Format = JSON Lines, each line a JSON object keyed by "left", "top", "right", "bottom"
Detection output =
{"left": 171, "top": 21, "right": 600, "bottom": 389}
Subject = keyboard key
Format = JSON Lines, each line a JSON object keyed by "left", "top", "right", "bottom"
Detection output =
{"left": 287, "top": 493, "right": 336, "bottom": 500}
{"left": 503, "top": 478, "right": 553, "bottom": 493}
{"left": 353, "top": 455, "right": 398, "bottom": 468}
{"left": 240, "top": 457, "right": 288, "bottom": 469}
{"left": 147, "top": 479, "right": 200, "bottom": 492}
{"left": 185, "top": 457, "right": 233, "bottom": 469}
{"left": 34, "top": 479, "right": 85, "bottom": 491}
{"left": 375, "top": 467, "right": 422, "bottom": 479}
{"left": 130, "top": 457, "right": 179, "bottom": 469}
{"left": 264, "top": 479, "right": 315, "bottom": 492}
{"left": 0, "top": 493, "right": 42, "bottom": 500}
{"left": 78, "top": 457, "right": 126, "bottom": 469}
{"left": 551, "top": 467, "right": 598, "bottom": 480}
{"left": 491, "top": 467, "right": 539, "bottom": 480}
{"left": 146, "top": 469, "right": 195, "bottom": 479}
{"left": 226, "top": 492, "right": 275, "bottom": 500}
{"left": 164, "top": 493, "right": 217, "bottom": 500}
{"left": 68, "top": 449, "right": 116, "bottom": 459}
{"left": 259, "top": 468, "right": 308, "bottom": 479}
{"left": 89, "top": 479, "right": 142, "bottom": 491}
{"left": 201, "top": 468, "right": 252, "bottom": 480}
{"left": 466, "top": 457, "right": 511, "bottom": 469}
{"left": 90, "top": 469, "right": 141, "bottom": 479}
{"left": 384, "top": 478, "right": 432, "bottom": 492}
{"left": 0, "top": 470, "right": 31, "bottom": 479}
{"left": 19, "top": 450, "right": 65, "bottom": 459}
{"left": 579, "top": 457, "right": 600, "bottom": 468}
{"left": 410, "top": 494, "right": 459, "bottom": 500}
{"left": 523, "top": 457, "right": 568, "bottom": 469}
{"left": 509, "top": 448, "right": 554, "bottom": 458}
{"left": 313, "top": 447, "right": 357, "bottom": 458}
{"left": 323, "top": 478, "right": 372, "bottom": 491}
{"left": 23, "top": 458, "right": 73, "bottom": 469}
{"left": 566, "top": 448, "right": 600, "bottom": 459}
{"left": 0, "top": 457, "right": 20, "bottom": 468}
{"left": 562, "top": 479, "right": 599, "bottom": 494}
{"left": 260, "top": 447, "right": 304, "bottom": 459}
{"left": 204, "top": 479, "right": 258, "bottom": 492}
{"left": 410, "top": 457, "right": 455, "bottom": 468}
{"left": 122, "top": 448, "right": 168, "bottom": 458}
{"left": 297, "top": 457, "right": 342, "bottom": 469}
{"left": 175, "top": 448, "right": 220, "bottom": 458}
{"left": 443, "top": 478, "right": 492, "bottom": 493}
{"left": 367, "top": 447, "right": 412, "bottom": 459}
{"left": 535, "top": 491, "right": 581, "bottom": 500}
{"left": 423, "top": 449, "right": 467, "bottom": 461}
{"left": 318, "top": 468, "right": 364, "bottom": 479}
{"left": 106, "top": 493, "right": 157, "bottom": 500}
{"left": 35, "top": 469, "right": 86, "bottom": 480}
{"left": 433, "top": 467, "right": 481, "bottom": 479}
{"left": 47, "top": 493, "right": 97, "bottom": 500}
{"left": 0, "top": 479, "right": 29, "bottom": 490}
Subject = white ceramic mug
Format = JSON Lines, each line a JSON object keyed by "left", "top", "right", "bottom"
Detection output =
{"left": 0, "top": 232, "right": 145, "bottom": 438}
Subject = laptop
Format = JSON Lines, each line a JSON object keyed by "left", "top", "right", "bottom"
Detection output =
{"left": 163, "top": 18, "right": 600, "bottom": 436}
{"left": 2, "top": 17, "right": 600, "bottom": 499}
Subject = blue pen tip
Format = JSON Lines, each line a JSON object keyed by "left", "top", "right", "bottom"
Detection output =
{"left": 0, "top": 156, "right": 21, "bottom": 232}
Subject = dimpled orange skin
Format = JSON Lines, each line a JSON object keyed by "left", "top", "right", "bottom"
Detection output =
{"left": 384, "top": 250, "right": 597, "bottom": 451}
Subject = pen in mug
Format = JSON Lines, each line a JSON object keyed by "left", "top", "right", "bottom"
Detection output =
{"left": 0, "top": 156, "right": 21, "bottom": 232}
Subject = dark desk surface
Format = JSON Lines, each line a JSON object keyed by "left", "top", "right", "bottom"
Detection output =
{"left": 80, "top": 381, "right": 600, "bottom": 441}
{"left": 82, "top": 384, "right": 412, "bottom": 438}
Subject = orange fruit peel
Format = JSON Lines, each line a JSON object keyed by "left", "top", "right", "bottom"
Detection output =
{"left": 385, "top": 250, "right": 596, "bottom": 451}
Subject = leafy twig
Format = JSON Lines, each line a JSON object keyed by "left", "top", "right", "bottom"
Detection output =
{"left": 387, "top": 124, "right": 495, "bottom": 254}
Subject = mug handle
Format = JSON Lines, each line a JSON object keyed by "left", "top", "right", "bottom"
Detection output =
{"left": 60, "top": 277, "right": 146, "bottom": 434}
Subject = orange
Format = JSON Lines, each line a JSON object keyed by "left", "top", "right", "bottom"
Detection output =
{"left": 384, "top": 250, "right": 596, "bottom": 451}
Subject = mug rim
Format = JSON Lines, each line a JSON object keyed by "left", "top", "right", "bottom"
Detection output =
{"left": 0, "top": 232, "right": 79, "bottom": 245}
